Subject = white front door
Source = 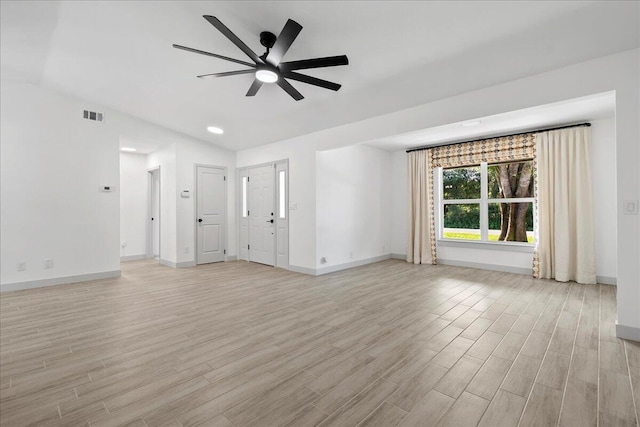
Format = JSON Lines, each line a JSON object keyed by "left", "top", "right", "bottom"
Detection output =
{"left": 249, "top": 165, "right": 275, "bottom": 266}
{"left": 196, "top": 166, "right": 226, "bottom": 264}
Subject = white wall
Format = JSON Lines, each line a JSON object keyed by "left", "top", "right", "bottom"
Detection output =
{"left": 175, "top": 140, "right": 236, "bottom": 264}
{"left": 388, "top": 117, "right": 617, "bottom": 278}
{"left": 316, "top": 145, "right": 391, "bottom": 268}
{"left": 1, "top": 82, "right": 120, "bottom": 287}
{"left": 390, "top": 150, "right": 408, "bottom": 256}
{"left": 590, "top": 118, "right": 617, "bottom": 281}
{"left": 119, "top": 152, "right": 148, "bottom": 259}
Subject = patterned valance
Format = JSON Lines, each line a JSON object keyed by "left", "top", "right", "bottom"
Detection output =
{"left": 431, "top": 133, "right": 536, "bottom": 168}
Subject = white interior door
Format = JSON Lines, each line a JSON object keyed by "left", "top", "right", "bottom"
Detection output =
{"left": 196, "top": 166, "right": 226, "bottom": 264}
{"left": 249, "top": 165, "right": 275, "bottom": 266}
{"left": 149, "top": 168, "right": 160, "bottom": 259}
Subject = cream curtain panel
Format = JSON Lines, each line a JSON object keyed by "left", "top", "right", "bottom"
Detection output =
{"left": 534, "top": 127, "right": 596, "bottom": 284}
{"left": 407, "top": 150, "right": 435, "bottom": 264}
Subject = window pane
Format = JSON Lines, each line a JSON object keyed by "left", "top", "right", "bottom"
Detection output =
{"left": 442, "top": 166, "right": 481, "bottom": 199}
{"left": 488, "top": 202, "right": 534, "bottom": 243}
{"left": 242, "top": 176, "right": 248, "bottom": 218}
{"left": 278, "top": 170, "right": 286, "bottom": 219}
{"left": 488, "top": 161, "right": 535, "bottom": 199}
{"left": 443, "top": 204, "right": 480, "bottom": 240}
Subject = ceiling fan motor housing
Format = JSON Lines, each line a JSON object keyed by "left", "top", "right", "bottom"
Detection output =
{"left": 260, "top": 31, "right": 277, "bottom": 49}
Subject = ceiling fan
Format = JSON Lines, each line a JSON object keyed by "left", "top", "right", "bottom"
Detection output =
{"left": 173, "top": 15, "right": 349, "bottom": 101}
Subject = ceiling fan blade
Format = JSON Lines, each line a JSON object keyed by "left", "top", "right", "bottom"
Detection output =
{"left": 203, "top": 15, "right": 262, "bottom": 64}
{"left": 266, "top": 19, "right": 303, "bottom": 67}
{"left": 246, "top": 79, "right": 263, "bottom": 97}
{"left": 172, "top": 44, "right": 255, "bottom": 68}
{"left": 197, "top": 69, "right": 256, "bottom": 79}
{"left": 282, "top": 72, "right": 341, "bottom": 91}
{"left": 279, "top": 55, "right": 349, "bottom": 72}
{"left": 277, "top": 78, "right": 304, "bottom": 101}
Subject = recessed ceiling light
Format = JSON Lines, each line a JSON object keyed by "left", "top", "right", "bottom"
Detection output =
{"left": 462, "top": 120, "right": 482, "bottom": 127}
{"left": 121, "top": 147, "right": 137, "bottom": 152}
{"left": 255, "top": 69, "right": 278, "bottom": 83}
{"left": 207, "top": 126, "right": 224, "bottom": 134}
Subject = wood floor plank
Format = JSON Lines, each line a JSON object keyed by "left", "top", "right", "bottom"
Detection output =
{"left": 501, "top": 354, "right": 543, "bottom": 397}
{"left": 465, "top": 355, "right": 512, "bottom": 400}
{"left": 519, "top": 383, "right": 563, "bottom": 427}
{"left": 397, "top": 389, "right": 454, "bottom": 427}
{"left": 477, "top": 389, "right": 526, "bottom": 427}
{"left": 357, "top": 402, "right": 406, "bottom": 427}
{"left": 435, "top": 391, "right": 489, "bottom": 427}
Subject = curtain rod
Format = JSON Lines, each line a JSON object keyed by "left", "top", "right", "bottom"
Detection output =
{"left": 405, "top": 122, "right": 591, "bottom": 153}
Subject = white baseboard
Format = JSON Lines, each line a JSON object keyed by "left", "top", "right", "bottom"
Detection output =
{"left": 159, "top": 259, "right": 177, "bottom": 268}
{"left": 437, "top": 258, "right": 532, "bottom": 275}
{"left": 1, "top": 270, "right": 121, "bottom": 293}
{"left": 391, "top": 253, "right": 406, "bottom": 260}
{"left": 160, "top": 259, "right": 196, "bottom": 268}
{"left": 161, "top": 259, "right": 238, "bottom": 268}
{"left": 316, "top": 254, "right": 392, "bottom": 275}
{"left": 596, "top": 275, "right": 617, "bottom": 285}
{"left": 289, "top": 254, "right": 393, "bottom": 276}
{"left": 616, "top": 322, "right": 640, "bottom": 342}
{"left": 120, "top": 254, "right": 147, "bottom": 262}
{"left": 288, "top": 265, "right": 317, "bottom": 275}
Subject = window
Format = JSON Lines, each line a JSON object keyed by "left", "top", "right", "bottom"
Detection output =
{"left": 278, "top": 170, "right": 286, "bottom": 219}
{"left": 440, "top": 160, "right": 535, "bottom": 244}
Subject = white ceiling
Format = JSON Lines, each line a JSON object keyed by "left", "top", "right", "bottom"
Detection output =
{"left": 1, "top": 1, "right": 638, "bottom": 152}
{"left": 366, "top": 91, "right": 616, "bottom": 151}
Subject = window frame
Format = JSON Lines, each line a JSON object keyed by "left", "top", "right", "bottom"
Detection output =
{"left": 438, "top": 161, "right": 536, "bottom": 247}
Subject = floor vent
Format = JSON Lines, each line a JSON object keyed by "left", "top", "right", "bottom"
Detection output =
{"left": 83, "top": 110, "right": 104, "bottom": 122}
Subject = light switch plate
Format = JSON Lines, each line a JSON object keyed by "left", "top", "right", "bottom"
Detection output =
{"left": 623, "top": 200, "right": 639, "bottom": 215}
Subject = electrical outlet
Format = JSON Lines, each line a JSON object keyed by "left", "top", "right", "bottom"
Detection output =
{"left": 43, "top": 259, "right": 53, "bottom": 269}
{"left": 17, "top": 262, "right": 26, "bottom": 271}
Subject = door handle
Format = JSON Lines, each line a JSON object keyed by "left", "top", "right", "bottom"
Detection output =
{"left": 267, "top": 219, "right": 274, "bottom": 223}
{"left": 198, "top": 218, "right": 203, "bottom": 223}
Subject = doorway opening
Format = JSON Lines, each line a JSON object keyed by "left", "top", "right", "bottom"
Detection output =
{"left": 147, "top": 167, "right": 160, "bottom": 260}
{"left": 238, "top": 160, "right": 289, "bottom": 268}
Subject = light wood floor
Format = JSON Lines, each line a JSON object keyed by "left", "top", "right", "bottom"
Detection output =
{"left": 1, "top": 259, "right": 639, "bottom": 427}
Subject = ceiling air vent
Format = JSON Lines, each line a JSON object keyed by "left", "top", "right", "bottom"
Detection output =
{"left": 83, "top": 110, "right": 104, "bottom": 122}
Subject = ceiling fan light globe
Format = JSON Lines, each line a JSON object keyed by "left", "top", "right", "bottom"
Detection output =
{"left": 256, "top": 69, "right": 279, "bottom": 83}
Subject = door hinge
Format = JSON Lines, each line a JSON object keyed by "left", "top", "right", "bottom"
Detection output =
{"left": 247, "top": 177, "right": 250, "bottom": 182}
{"left": 247, "top": 210, "right": 250, "bottom": 216}
{"left": 224, "top": 176, "right": 226, "bottom": 181}
{"left": 248, "top": 244, "right": 250, "bottom": 250}
{"left": 224, "top": 249, "right": 226, "bottom": 254}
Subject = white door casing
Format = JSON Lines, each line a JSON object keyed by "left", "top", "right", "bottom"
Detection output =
{"left": 249, "top": 165, "right": 275, "bottom": 266}
{"left": 196, "top": 165, "right": 226, "bottom": 265}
